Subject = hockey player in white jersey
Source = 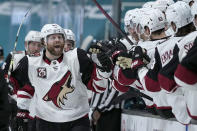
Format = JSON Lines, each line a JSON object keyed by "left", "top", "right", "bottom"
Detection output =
{"left": 130, "top": 8, "right": 171, "bottom": 112}
{"left": 175, "top": 1, "right": 197, "bottom": 89}
{"left": 116, "top": 8, "right": 168, "bottom": 91}
{"left": 112, "top": 7, "right": 160, "bottom": 88}
{"left": 171, "top": 2, "right": 197, "bottom": 120}
{"left": 131, "top": 1, "right": 194, "bottom": 124}
{"left": 123, "top": 2, "right": 194, "bottom": 124}
{"left": 64, "top": 29, "right": 76, "bottom": 52}
{"left": 113, "top": 8, "right": 172, "bottom": 117}
{"left": 158, "top": 1, "right": 196, "bottom": 93}
{"left": 3, "top": 30, "right": 43, "bottom": 99}
{"left": 174, "top": 37, "right": 197, "bottom": 119}
{"left": 113, "top": 4, "right": 194, "bottom": 123}
{"left": 2, "top": 30, "right": 43, "bottom": 131}
{"left": 152, "top": 2, "right": 196, "bottom": 124}
{"left": 14, "top": 24, "right": 111, "bottom": 131}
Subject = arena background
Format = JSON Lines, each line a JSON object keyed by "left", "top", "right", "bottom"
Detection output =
{"left": 0, "top": 0, "right": 151, "bottom": 57}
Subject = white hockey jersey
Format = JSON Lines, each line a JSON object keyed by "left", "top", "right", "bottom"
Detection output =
{"left": 137, "top": 37, "right": 170, "bottom": 92}
{"left": 175, "top": 31, "right": 197, "bottom": 88}
{"left": 16, "top": 48, "right": 109, "bottom": 122}
{"left": 157, "top": 37, "right": 183, "bottom": 92}
{"left": 138, "top": 37, "right": 191, "bottom": 124}
{"left": 174, "top": 31, "right": 197, "bottom": 119}
{"left": 2, "top": 51, "right": 26, "bottom": 99}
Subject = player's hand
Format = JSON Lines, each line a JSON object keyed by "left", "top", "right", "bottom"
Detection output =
{"left": 88, "top": 42, "right": 109, "bottom": 54}
{"left": 116, "top": 56, "right": 133, "bottom": 69}
{"left": 92, "top": 110, "right": 101, "bottom": 125}
{"left": 16, "top": 109, "right": 30, "bottom": 128}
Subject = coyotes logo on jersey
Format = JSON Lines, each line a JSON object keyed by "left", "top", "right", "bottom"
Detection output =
{"left": 43, "top": 71, "right": 75, "bottom": 108}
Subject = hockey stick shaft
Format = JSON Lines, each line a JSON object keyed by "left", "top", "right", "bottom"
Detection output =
{"left": 111, "top": 89, "right": 153, "bottom": 105}
{"left": 7, "top": 8, "right": 31, "bottom": 80}
{"left": 14, "top": 8, "right": 31, "bottom": 52}
{"left": 92, "top": 0, "right": 134, "bottom": 45}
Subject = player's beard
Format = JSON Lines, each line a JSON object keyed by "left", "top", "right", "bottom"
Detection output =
{"left": 47, "top": 42, "right": 64, "bottom": 56}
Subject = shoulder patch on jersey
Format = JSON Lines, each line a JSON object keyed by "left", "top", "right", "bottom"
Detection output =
{"left": 29, "top": 52, "right": 41, "bottom": 57}
{"left": 14, "top": 51, "right": 24, "bottom": 54}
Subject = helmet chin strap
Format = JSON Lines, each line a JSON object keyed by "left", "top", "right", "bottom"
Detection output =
{"left": 25, "top": 42, "right": 30, "bottom": 54}
{"left": 174, "top": 26, "right": 178, "bottom": 34}
{"left": 147, "top": 34, "right": 151, "bottom": 41}
{"left": 193, "top": 19, "right": 197, "bottom": 30}
{"left": 144, "top": 28, "right": 151, "bottom": 40}
{"left": 25, "top": 43, "right": 28, "bottom": 52}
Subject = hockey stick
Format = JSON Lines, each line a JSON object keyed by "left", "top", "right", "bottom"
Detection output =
{"left": 7, "top": 8, "right": 31, "bottom": 81}
{"left": 111, "top": 88, "right": 153, "bottom": 105}
{"left": 91, "top": 0, "right": 134, "bottom": 45}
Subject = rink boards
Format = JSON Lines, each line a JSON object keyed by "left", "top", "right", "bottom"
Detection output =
{"left": 121, "top": 110, "right": 197, "bottom": 131}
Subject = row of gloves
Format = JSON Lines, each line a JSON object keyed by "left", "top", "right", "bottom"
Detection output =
{"left": 88, "top": 40, "right": 150, "bottom": 73}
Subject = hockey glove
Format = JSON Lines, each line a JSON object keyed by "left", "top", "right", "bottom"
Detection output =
{"left": 88, "top": 42, "right": 110, "bottom": 54}
{"left": 97, "top": 52, "right": 112, "bottom": 72}
{"left": 129, "top": 46, "right": 150, "bottom": 70}
{"left": 16, "top": 109, "right": 30, "bottom": 129}
{"left": 115, "top": 52, "right": 133, "bottom": 69}
{"left": 131, "top": 46, "right": 150, "bottom": 64}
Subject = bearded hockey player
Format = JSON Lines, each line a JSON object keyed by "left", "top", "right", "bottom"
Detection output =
{"left": 14, "top": 24, "right": 111, "bottom": 131}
